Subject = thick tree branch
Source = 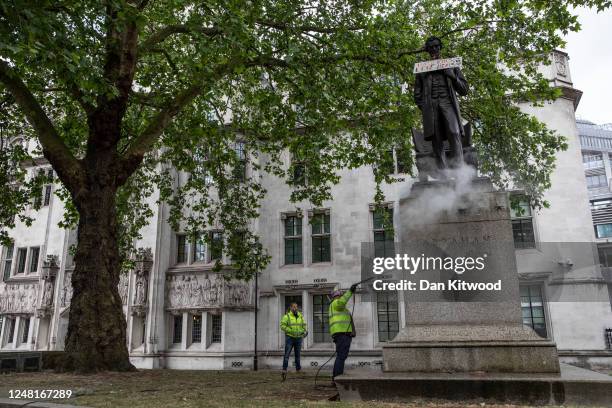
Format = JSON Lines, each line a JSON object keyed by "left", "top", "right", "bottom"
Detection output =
{"left": 88, "top": 4, "right": 140, "bottom": 151}
{"left": 0, "top": 60, "right": 84, "bottom": 191}
{"left": 139, "top": 24, "right": 222, "bottom": 53}
{"left": 100, "top": 4, "right": 140, "bottom": 108}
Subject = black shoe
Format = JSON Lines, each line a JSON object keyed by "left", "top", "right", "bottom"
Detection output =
{"left": 281, "top": 370, "right": 287, "bottom": 382}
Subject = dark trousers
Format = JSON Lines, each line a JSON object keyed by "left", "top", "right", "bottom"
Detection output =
{"left": 431, "top": 97, "right": 463, "bottom": 170}
{"left": 332, "top": 333, "right": 352, "bottom": 378}
{"left": 282, "top": 335, "right": 302, "bottom": 370}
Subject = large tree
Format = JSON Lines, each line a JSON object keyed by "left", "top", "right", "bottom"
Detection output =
{"left": 0, "top": 0, "right": 609, "bottom": 372}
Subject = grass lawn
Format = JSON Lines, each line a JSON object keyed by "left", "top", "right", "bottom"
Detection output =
{"left": 0, "top": 369, "right": 558, "bottom": 407}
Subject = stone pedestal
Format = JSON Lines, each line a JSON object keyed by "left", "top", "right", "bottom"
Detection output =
{"left": 382, "top": 177, "right": 559, "bottom": 373}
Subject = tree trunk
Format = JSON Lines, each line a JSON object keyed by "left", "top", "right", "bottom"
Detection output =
{"left": 64, "top": 174, "right": 135, "bottom": 372}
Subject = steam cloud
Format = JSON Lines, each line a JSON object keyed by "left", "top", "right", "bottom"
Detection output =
{"left": 401, "top": 164, "right": 479, "bottom": 226}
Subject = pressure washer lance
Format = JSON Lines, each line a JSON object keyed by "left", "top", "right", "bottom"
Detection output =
{"left": 313, "top": 275, "right": 380, "bottom": 389}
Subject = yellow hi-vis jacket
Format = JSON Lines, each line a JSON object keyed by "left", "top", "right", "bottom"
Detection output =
{"left": 280, "top": 311, "right": 307, "bottom": 338}
{"left": 329, "top": 290, "right": 354, "bottom": 336}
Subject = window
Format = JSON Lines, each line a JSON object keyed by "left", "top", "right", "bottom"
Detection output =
{"left": 396, "top": 148, "right": 410, "bottom": 174}
{"left": 379, "top": 149, "right": 395, "bottom": 176}
{"left": 176, "top": 235, "right": 188, "bottom": 264}
{"left": 373, "top": 207, "right": 394, "bottom": 258}
{"left": 28, "top": 247, "right": 40, "bottom": 273}
{"left": 16, "top": 248, "right": 27, "bottom": 274}
{"left": 284, "top": 215, "right": 303, "bottom": 264}
{"left": 583, "top": 152, "right": 604, "bottom": 169}
{"left": 377, "top": 292, "right": 399, "bottom": 342}
{"left": 586, "top": 174, "right": 607, "bottom": 188}
{"left": 291, "top": 162, "right": 306, "bottom": 186}
{"left": 191, "top": 314, "right": 202, "bottom": 343}
{"left": 378, "top": 148, "right": 410, "bottom": 175}
{"left": 172, "top": 315, "right": 183, "bottom": 344}
{"left": 43, "top": 169, "right": 53, "bottom": 206}
{"left": 211, "top": 314, "right": 222, "bottom": 343}
{"left": 7, "top": 318, "right": 15, "bottom": 344}
{"left": 233, "top": 141, "right": 247, "bottom": 182}
{"left": 311, "top": 212, "right": 331, "bottom": 263}
{"left": 312, "top": 295, "right": 331, "bottom": 343}
{"left": 193, "top": 233, "right": 206, "bottom": 262}
{"left": 598, "top": 245, "right": 612, "bottom": 267}
{"left": 21, "top": 318, "right": 30, "bottom": 344}
{"left": 194, "top": 149, "right": 214, "bottom": 185}
{"left": 596, "top": 224, "right": 612, "bottom": 239}
{"left": 2, "top": 244, "right": 14, "bottom": 281}
{"left": 284, "top": 295, "right": 302, "bottom": 312}
{"left": 141, "top": 318, "right": 147, "bottom": 345}
{"left": 511, "top": 197, "right": 535, "bottom": 249}
{"left": 520, "top": 285, "right": 547, "bottom": 338}
{"left": 210, "top": 231, "right": 223, "bottom": 261}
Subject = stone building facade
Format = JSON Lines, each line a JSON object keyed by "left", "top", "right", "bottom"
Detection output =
{"left": 1, "top": 51, "right": 611, "bottom": 370}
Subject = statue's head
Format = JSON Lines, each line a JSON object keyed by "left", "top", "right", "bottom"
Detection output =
{"left": 424, "top": 36, "right": 442, "bottom": 59}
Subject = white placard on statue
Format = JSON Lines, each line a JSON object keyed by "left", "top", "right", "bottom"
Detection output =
{"left": 413, "top": 57, "right": 462, "bottom": 74}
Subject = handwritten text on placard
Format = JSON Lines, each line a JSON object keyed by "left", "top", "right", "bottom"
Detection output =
{"left": 414, "top": 57, "right": 462, "bottom": 74}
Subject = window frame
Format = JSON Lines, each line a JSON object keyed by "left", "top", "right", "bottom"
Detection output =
{"left": 5, "top": 317, "right": 16, "bottom": 346}
{"left": 192, "top": 232, "right": 207, "bottom": 263}
{"left": 595, "top": 223, "right": 612, "bottom": 239}
{"left": 510, "top": 195, "right": 536, "bottom": 250}
{"left": 233, "top": 141, "right": 248, "bottom": 182}
{"left": 2, "top": 243, "right": 14, "bottom": 281}
{"left": 210, "top": 313, "right": 222, "bottom": 343}
{"left": 21, "top": 317, "right": 30, "bottom": 344}
{"left": 372, "top": 205, "right": 395, "bottom": 258}
{"left": 28, "top": 246, "right": 40, "bottom": 274}
{"left": 43, "top": 169, "right": 53, "bottom": 206}
{"left": 310, "top": 211, "right": 331, "bottom": 264}
{"left": 283, "top": 213, "right": 303, "bottom": 265}
{"left": 176, "top": 234, "right": 189, "bottom": 264}
{"left": 291, "top": 161, "right": 307, "bottom": 186}
{"left": 582, "top": 151, "right": 604, "bottom": 170}
{"left": 311, "top": 294, "right": 331, "bottom": 343}
{"left": 586, "top": 174, "right": 607, "bottom": 189}
{"left": 191, "top": 313, "right": 202, "bottom": 344}
{"left": 172, "top": 314, "right": 183, "bottom": 344}
{"left": 193, "top": 148, "right": 214, "bottom": 186}
{"left": 15, "top": 247, "right": 27, "bottom": 275}
{"left": 376, "top": 292, "right": 400, "bottom": 342}
{"left": 520, "top": 284, "right": 548, "bottom": 339}
{"left": 209, "top": 231, "right": 223, "bottom": 262}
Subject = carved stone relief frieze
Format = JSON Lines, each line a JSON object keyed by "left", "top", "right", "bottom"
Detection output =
{"left": 0, "top": 283, "right": 39, "bottom": 314}
{"left": 165, "top": 272, "right": 253, "bottom": 311}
